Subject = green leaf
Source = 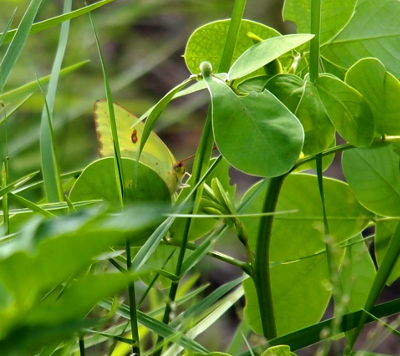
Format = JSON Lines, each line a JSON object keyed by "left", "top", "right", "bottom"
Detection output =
{"left": 184, "top": 19, "right": 280, "bottom": 74}
{"left": 340, "top": 234, "right": 376, "bottom": 311}
{"left": 0, "top": 206, "right": 164, "bottom": 338}
{"left": 283, "top": 0, "right": 356, "bottom": 44}
{"left": 244, "top": 254, "right": 331, "bottom": 336}
{"left": 265, "top": 74, "right": 335, "bottom": 155}
{"left": 241, "top": 174, "right": 373, "bottom": 335}
{"left": 228, "top": 34, "right": 314, "bottom": 80}
{"left": 0, "top": 273, "right": 132, "bottom": 355}
{"left": 25, "top": 273, "right": 133, "bottom": 325}
{"left": 375, "top": 219, "right": 400, "bottom": 285}
{"left": 322, "top": 0, "right": 400, "bottom": 78}
{"left": 237, "top": 75, "right": 269, "bottom": 93}
{"left": 202, "top": 74, "right": 304, "bottom": 177}
{"left": 242, "top": 174, "right": 373, "bottom": 260}
{"left": 261, "top": 345, "right": 297, "bottom": 356}
{"left": 316, "top": 74, "right": 375, "bottom": 146}
{"left": 345, "top": 58, "right": 400, "bottom": 135}
{"left": 342, "top": 144, "right": 400, "bottom": 216}
{"left": 69, "top": 157, "right": 171, "bottom": 205}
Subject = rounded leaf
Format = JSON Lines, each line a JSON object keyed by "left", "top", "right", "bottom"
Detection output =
{"left": 184, "top": 19, "right": 280, "bottom": 74}
{"left": 342, "top": 144, "right": 400, "bottom": 216}
{"left": 203, "top": 75, "right": 304, "bottom": 177}
{"left": 69, "top": 157, "right": 171, "bottom": 205}
{"left": 316, "top": 74, "right": 375, "bottom": 146}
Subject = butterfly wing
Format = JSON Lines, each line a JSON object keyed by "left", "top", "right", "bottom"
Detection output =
{"left": 94, "top": 101, "right": 184, "bottom": 194}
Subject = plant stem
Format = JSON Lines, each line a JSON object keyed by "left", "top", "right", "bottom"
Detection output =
{"left": 309, "top": 0, "right": 321, "bottom": 83}
{"left": 218, "top": 0, "right": 247, "bottom": 72}
{"left": 253, "top": 175, "right": 286, "bottom": 339}
{"left": 79, "top": 335, "right": 86, "bottom": 356}
{"left": 126, "top": 239, "right": 140, "bottom": 355}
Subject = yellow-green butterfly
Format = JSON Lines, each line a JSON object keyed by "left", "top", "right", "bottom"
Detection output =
{"left": 94, "top": 101, "right": 185, "bottom": 195}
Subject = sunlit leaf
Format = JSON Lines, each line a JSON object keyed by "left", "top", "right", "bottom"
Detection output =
{"left": 228, "top": 34, "right": 314, "bottom": 80}
{"left": 283, "top": 0, "right": 356, "bottom": 44}
{"left": 184, "top": 19, "right": 280, "bottom": 74}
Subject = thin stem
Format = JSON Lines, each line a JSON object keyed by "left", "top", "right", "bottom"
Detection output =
{"left": 165, "top": 239, "right": 252, "bottom": 275}
{"left": 309, "top": 0, "right": 321, "bottom": 82}
{"left": 218, "top": 0, "right": 247, "bottom": 72}
{"left": 126, "top": 239, "right": 140, "bottom": 355}
{"left": 253, "top": 175, "right": 286, "bottom": 339}
{"left": 79, "top": 335, "right": 86, "bottom": 356}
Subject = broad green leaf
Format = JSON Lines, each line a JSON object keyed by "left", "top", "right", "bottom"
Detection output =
{"left": 241, "top": 174, "right": 373, "bottom": 335}
{"left": 0, "top": 319, "right": 96, "bottom": 356}
{"left": 0, "top": 273, "right": 133, "bottom": 354}
{"left": 184, "top": 19, "right": 280, "bottom": 74}
{"left": 265, "top": 74, "right": 335, "bottom": 155}
{"left": 244, "top": 254, "right": 331, "bottom": 336}
{"left": 375, "top": 219, "right": 400, "bottom": 285}
{"left": 322, "top": 0, "right": 400, "bottom": 78}
{"left": 202, "top": 73, "right": 304, "bottom": 177}
{"left": 241, "top": 174, "right": 373, "bottom": 262}
{"left": 228, "top": 34, "right": 314, "bottom": 80}
{"left": 24, "top": 273, "right": 133, "bottom": 324}
{"left": 345, "top": 58, "right": 400, "bottom": 135}
{"left": 342, "top": 144, "right": 400, "bottom": 216}
{"left": 283, "top": 0, "right": 356, "bottom": 44}
{"left": 316, "top": 74, "right": 375, "bottom": 146}
{"left": 69, "top": 157, "right": 171, "bottom": 205}
{"left": 0, "top": 206, "right": 164, "bottom": 337}
{"left": 340, "top": 234, "right": 376, "bottom": 312}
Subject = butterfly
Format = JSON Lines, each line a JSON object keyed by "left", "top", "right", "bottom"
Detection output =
{"left": 94, "top": 101, "right": 185, "bottom": 195}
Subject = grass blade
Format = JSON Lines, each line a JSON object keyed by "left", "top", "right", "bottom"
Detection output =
{"left": 0, "top": 0, "right": 114, "bottom": 44}
{"left": 0, "top": 0, "right": 43, "bottom": 93}
{"left": 40, "top": 0, "right": 72, "bottom": 203}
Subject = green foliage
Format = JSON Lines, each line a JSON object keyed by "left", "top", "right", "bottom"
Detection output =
{"left": 184, "top": 19, "right": 280, "bottom": 74}
{"left": 3, "top": 0, "right": 400, "bottom": 355}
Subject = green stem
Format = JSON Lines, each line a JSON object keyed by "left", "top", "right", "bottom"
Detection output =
{"left": 309, "top": 0, "right": 321, "bottom": 83}
{"left": 218, "top": 0, "right": 247, "bottom": 73}
{"left": 126, "top": 239, "right": 140, "bottom": 355}
{"left": 253, "top": 175, "right": 286, "bottom": 339}
{"left": 165, "top": 239, "right": 252, "bottom": 275}
{"left": 79, "top": 335, "right": 86, "bottom": 356}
